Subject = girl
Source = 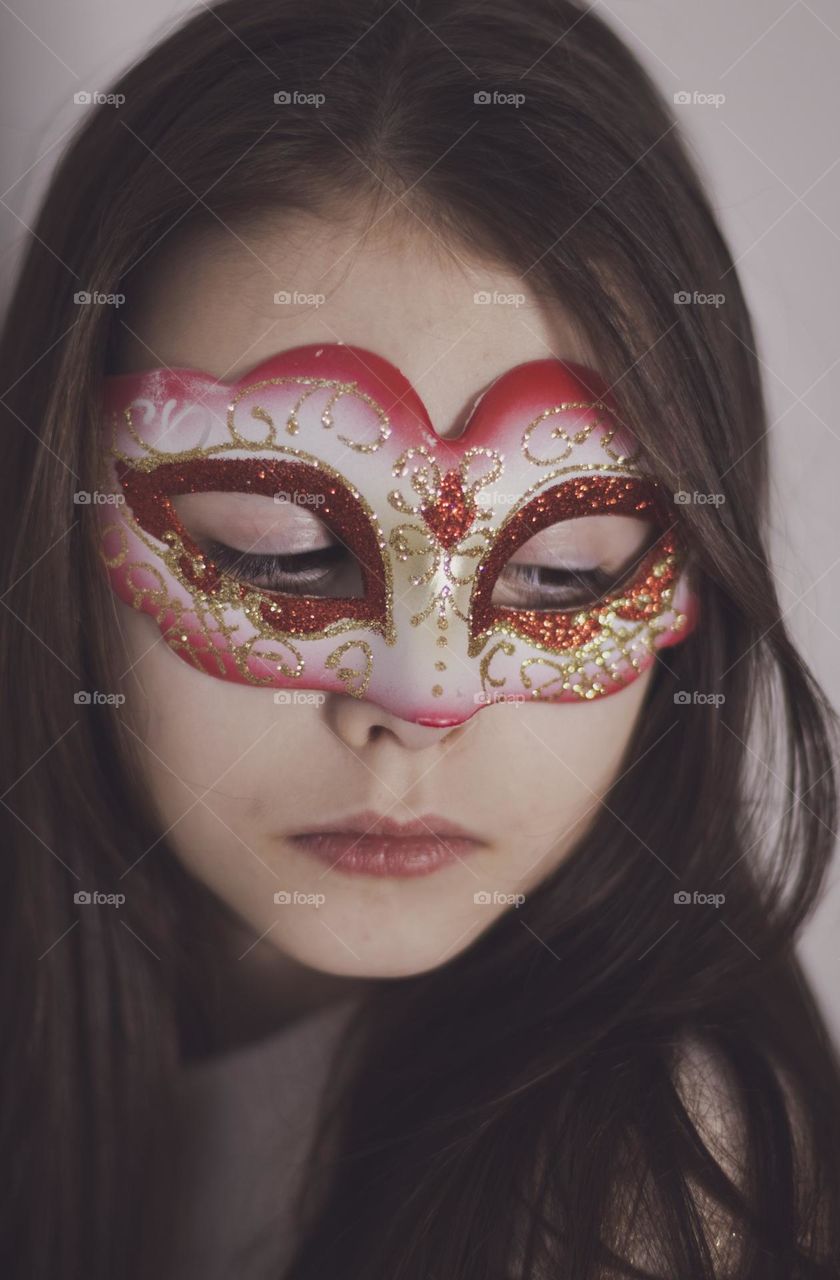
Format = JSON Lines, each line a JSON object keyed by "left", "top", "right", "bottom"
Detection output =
{"left": 1, "top": 1, "right": 838, "bottom": 1276}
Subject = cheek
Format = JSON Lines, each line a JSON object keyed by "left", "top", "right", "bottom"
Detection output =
{"left": 115, "top": 603, "right": 315, "bottom": 847}
{"left": 540, "top": 667, "right": 652, "bottom": 792}
{"left": 117, "top": 603, "right": 266, "bottom": 775}
{"left": 482, "top": 665, "right": 653, "bottom": 883}
{"left": 115, "top": 604, "right": 340, "bottom": 947}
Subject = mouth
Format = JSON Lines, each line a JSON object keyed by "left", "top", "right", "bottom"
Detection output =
{"left": 287, "top": 809, "right": 487, "bottom": 878}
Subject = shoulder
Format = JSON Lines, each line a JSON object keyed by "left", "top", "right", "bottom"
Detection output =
{"left": 673, "top": 1030, "right": 812, "bottom": 1180}
{"left": 611, "top": 1031, "right": 814, "bottom": 1276}
{"left": 670, "top": 1033, "right": 748, "bottom": 1268}
{"left": 673, "top": 1032, "right": 745, "bottom": 1173}
{"left": 510, "top": 1035, "right": 750, "bottom": 1277}
{"left": 668, "top": 1031, "right": 821, "bottom": 1269}
{"left": 510, "top": 1030, "right": 828, "bottom": 1278}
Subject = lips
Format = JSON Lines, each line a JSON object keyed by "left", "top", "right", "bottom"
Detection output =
{"left": 292, "top": 810, "right": 483, "bottom": 840}
{"left": 288, "top": 809, "right": 486, "bottom": 878}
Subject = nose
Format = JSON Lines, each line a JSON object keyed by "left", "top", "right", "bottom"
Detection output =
{"left": 358, "top": 585, "right": 481, "bottom": 725}
{"left": 327, "top": 692, "right": 473, "bottom": 752}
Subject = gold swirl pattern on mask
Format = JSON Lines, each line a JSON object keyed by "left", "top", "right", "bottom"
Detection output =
{"left": 388, "top": 446, "right": 503, "bottom": 522}
{"left": 387, "top": 445, "right": 502, "bottom": 627}
{"left": 324, "top": 639, "right": 375, "bottom": 698}
{"left": 99, "top": 519, "right": 130, "bottom": 570}
{"left": 477, "top": 580, "right": 688, "bottom": 702}
{"left": 388, "top": 521, "right": 492, "bottom": 625}
{"left": 520, "top": 401, "right": 642, "bottom": 470}
{"left": 178, "top": 629, "right": 307, "bottom": 687}
{"left": 100, "top": 521, "right": 309, "bottom": 685}
{"left": 227, "top": 376, "right": 392, "bottom": 453}
{"left": 107, "top": 375, "right": 392, "bottom": 469}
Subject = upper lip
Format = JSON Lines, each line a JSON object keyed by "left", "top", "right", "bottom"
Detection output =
{"left": 291, "top": 809, "right": 485, "bottom": 842}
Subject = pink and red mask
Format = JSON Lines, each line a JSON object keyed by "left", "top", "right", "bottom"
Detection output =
{"left": 97, "top": 343, "right": 697, "bottom": 725}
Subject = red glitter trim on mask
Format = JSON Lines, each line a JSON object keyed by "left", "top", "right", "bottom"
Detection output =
{"left": 471, "top": 474, "right": 679, "bottom": 651}
{"left": 116, "top": 457, "right": 389, "bottom": 636}
{"left": 419, "top": 470, "right": 476, "bottom": 548}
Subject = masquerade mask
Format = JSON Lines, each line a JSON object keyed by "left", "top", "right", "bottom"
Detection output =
{"left": 98, "top": 343, "right": 697, "bottom": 725}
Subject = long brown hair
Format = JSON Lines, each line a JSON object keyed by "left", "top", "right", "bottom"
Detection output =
{"left": 1, "top": 1, "right": 839, "bottom": 1276}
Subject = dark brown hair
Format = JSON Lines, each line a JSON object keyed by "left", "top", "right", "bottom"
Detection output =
{"left": 1, "top": 1, "right": 839, "bottom": 1276}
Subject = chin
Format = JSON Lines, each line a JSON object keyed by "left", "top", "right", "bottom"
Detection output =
{"left": 268, "top": 909, "right": 496, "bottom": 980}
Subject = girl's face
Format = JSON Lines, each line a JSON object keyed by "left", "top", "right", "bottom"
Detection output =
{"left": 112, "top": 208, "right": 661, "bottom": 978}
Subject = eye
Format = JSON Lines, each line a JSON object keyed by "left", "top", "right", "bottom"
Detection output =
{"left": 490, "top": 513, "right": 659, "bottom": 612}
{"left": 470, "top": 475, "right": 674, "bottom": 648}
{"left": 115, "top": 456, "right": 391, "bottom": 639}
{"left": 172, "top": 491, "right": 365, "bottom": 598}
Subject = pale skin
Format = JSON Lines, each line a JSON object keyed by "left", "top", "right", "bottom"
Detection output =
{"left": 112, "top": 204, "right": 656, "bottom": 1035}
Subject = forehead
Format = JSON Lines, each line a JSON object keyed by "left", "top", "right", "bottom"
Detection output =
{"left": 115, "top": 207, "right": 601, "bottom": 441}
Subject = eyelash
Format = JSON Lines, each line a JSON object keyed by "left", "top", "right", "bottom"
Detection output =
{"left": 499, "top": 561, "right": 621, "bottom": 607}
{"left": 206, "top": 540, "right": 346, "bottom": 594}
{"left": 204, "top": 538, "right": 635, "bottom": 611}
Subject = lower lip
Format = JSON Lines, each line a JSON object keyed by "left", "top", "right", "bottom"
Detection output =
{"left": 289, "top": 832, "right": 482, "bottom": 878}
